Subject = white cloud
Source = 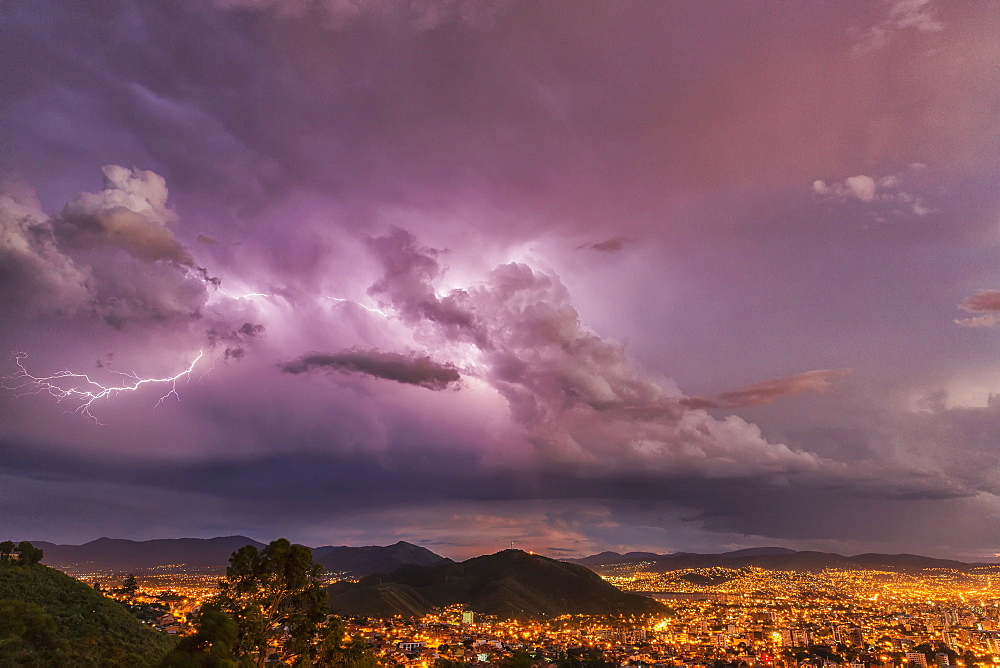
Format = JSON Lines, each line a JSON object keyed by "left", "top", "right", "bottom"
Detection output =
{"left": 844, "top": 175, "right": 877, "bottom": 202}
{"left": 955, "top": 314, "right": 1000, "bottom": 328}
{"left": 0, "top": 179, "right": 91, "bottom": 315}
{"left": 853, "top": 0, "right": 944, "bottom": 54}
{"left": 1, "top": 167, "right": 215, "bottom": 326}
{"left": 811, "top": 166, "right": 930, "bottom": 217}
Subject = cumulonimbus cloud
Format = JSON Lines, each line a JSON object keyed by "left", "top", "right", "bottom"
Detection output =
{"left": 364, "top": 228, "right": 824, "bottom": 477}
{"left": 0, "top": 167, "right": 241, "bottom": 338}
{"left": 281, "top": 348, "right": 462, "bottom": 390}
{"left": 58, "top": 165, "right": 193, "bottom": 266}
{"left": 0, "top": 177, "right": 91, "bottom": 315}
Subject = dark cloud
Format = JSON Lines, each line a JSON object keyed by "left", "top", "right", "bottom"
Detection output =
{"left": 1, "top": 429, "right": 996, "bottom": 561}
{"left": 207, "top": 321, "right": 266, "bottom": 347}
{"left": 281, "top": 348, "right": 461, "bottom": 390}
{"left": 580, "top": 236, "right": 630, "bottom": 253}
{"left": 203, "top": 318, "right": 267, "bottom": 363}
{"left": 718, "top": 369, "right": 852, "bottom": 408}
{"left": 238, "top": 322, "right": 265, "bottom": 337}
{"left": 195, "top": 233, "right": 220, "bottom": 245}
{"left": 366, "top": 228, "right": 485, "bottom": 345}
{"left": 2, "top": 0, "right": 1000, "bottom": 559}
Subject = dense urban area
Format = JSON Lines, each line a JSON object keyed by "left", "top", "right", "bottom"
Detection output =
{"left": 65, "top": 558, "right": 1000, "bottom": 667}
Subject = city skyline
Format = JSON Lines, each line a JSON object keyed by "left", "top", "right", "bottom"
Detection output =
{"left": 3, "top": 0, "right": 1000, "bottom": 561}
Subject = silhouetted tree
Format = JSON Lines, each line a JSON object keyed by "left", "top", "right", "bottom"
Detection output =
{"left": 500, "top": 649, "right": 534, "bottom": 667}
{"left": 122, "top": 573, "right": 138, "bottom": 600}
{"left": 434, "top": 659, "right": 465, "bottom": 668}
{"left": 15, "top": 541, "right": 43, "bottom": 566}
{"left": 213, "top": 538, "right": 329, "bottom": 666}
{"left": 312, "top": 615, "right": 381, "bottom": 667}
{"left": 0, "top": 541, "right": 13, "bottom": 561}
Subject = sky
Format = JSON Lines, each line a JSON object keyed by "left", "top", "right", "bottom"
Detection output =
{"left": 2, "top": 0, "right": 1000, "bottom": 562}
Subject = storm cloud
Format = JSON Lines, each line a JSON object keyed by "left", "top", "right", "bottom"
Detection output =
{"left": 2, "top": 0, "right": 1000, "bottom": 560}
{"left": 364, "top": 229, "right": 826, "bottom": 477}
{"left": 0, "top": 165, "right": 213, "bottom": 328}
{"left": 281, "top": 349, "right": 461, "bottom": 390}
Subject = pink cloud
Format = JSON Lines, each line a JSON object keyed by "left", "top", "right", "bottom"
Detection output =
{"left": 718, "top": 369, "right": 853, "bottom": 408}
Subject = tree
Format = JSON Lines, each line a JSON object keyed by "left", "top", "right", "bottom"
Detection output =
{"left": 122, "top": 573, "right": 138, "bottom": 600}
{"left": 500, "top": 649, "right": 534, "bottom": 667}
{"left": 963, "top": 650, "right": 982, "bottom": 668}
{"left": 435, "top": 660, "right": 465, "bottom": 668}
{"left": 213, "top": 538, "right": 330, "bottom": 667}
{"left": 15, "top": 541, "right": 43, "bottom": 566}
{"left": 0, "top": 541, "right": 13, "bottom": 561}
{"left": 158, "top": 605, "right": 238, "bottom": 668}
{"left": 313, "top": 616, "right": 381, "bottom": 667}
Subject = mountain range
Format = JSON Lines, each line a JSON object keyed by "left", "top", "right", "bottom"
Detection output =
{"left": 566, "top": 547, "right": 990, "bottom": 574}
{"left": 33, "top": 537, "right": 992, "bottom": 579}
{"left": 35, "top": 537, "right": 450, "bottom": 576}
{"left": 327, "top": 549, "right": 666, "bottom": 619}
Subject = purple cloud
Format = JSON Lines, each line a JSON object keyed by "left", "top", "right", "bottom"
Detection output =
{"left": 2, "top": 0, "right": 1000, "bottom": 560}
{"left": 281, "top": 349, "right": 461, "bottom": 390}
{"left": 718, "top": 369, "right": 852, "bottom": 408}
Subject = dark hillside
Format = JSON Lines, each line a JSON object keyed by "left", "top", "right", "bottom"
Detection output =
{"left": 312, "top": 540, "right": 451, "bottom": 576}
{"left": 329, "top": 549, "right": 664, "bottom": 619}
{"left": 0, "top": 561, "right": 174, "bottom": 667}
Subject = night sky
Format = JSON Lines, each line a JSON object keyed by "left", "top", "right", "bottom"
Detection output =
{"left": 3, "top": 0, "right": 1000, "bottom": 561}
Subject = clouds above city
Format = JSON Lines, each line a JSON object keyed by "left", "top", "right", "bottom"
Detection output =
{"left": 2, "top": 0, "right": 1000, "bottom": 560}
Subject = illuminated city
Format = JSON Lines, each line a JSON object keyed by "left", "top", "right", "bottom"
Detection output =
{"left": 4, "top": 0, "right": 1000, "bottom": 665}
{"left": 47, "top": 557, "right": 1000, "bottom": 667}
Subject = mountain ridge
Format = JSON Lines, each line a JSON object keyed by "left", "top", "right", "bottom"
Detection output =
{"left": 35, "top": 537, "right": 449, "bottom": 576}
{"left": 565, "top": 547, "right": 991, "bottom": 574}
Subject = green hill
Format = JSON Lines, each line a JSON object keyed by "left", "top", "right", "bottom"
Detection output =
{"left": 0, "top": 561, "right": 175, "bottom": 666}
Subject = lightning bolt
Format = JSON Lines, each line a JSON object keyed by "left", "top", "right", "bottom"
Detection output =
{"left": 217, "top": 288, "right": 270, "bottom": 299}
{"left": 326, "top": 296, "right": 391, "bottom": 318}
{"left": 4, "top": 351, "right": 204, "bottom": 424}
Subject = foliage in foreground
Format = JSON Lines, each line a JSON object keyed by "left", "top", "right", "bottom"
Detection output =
{"left": 0, "top": 554, "right": 175, "bottom": 667}
{"left": 162, "top": 538, "right": 380, "bottom": 667}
